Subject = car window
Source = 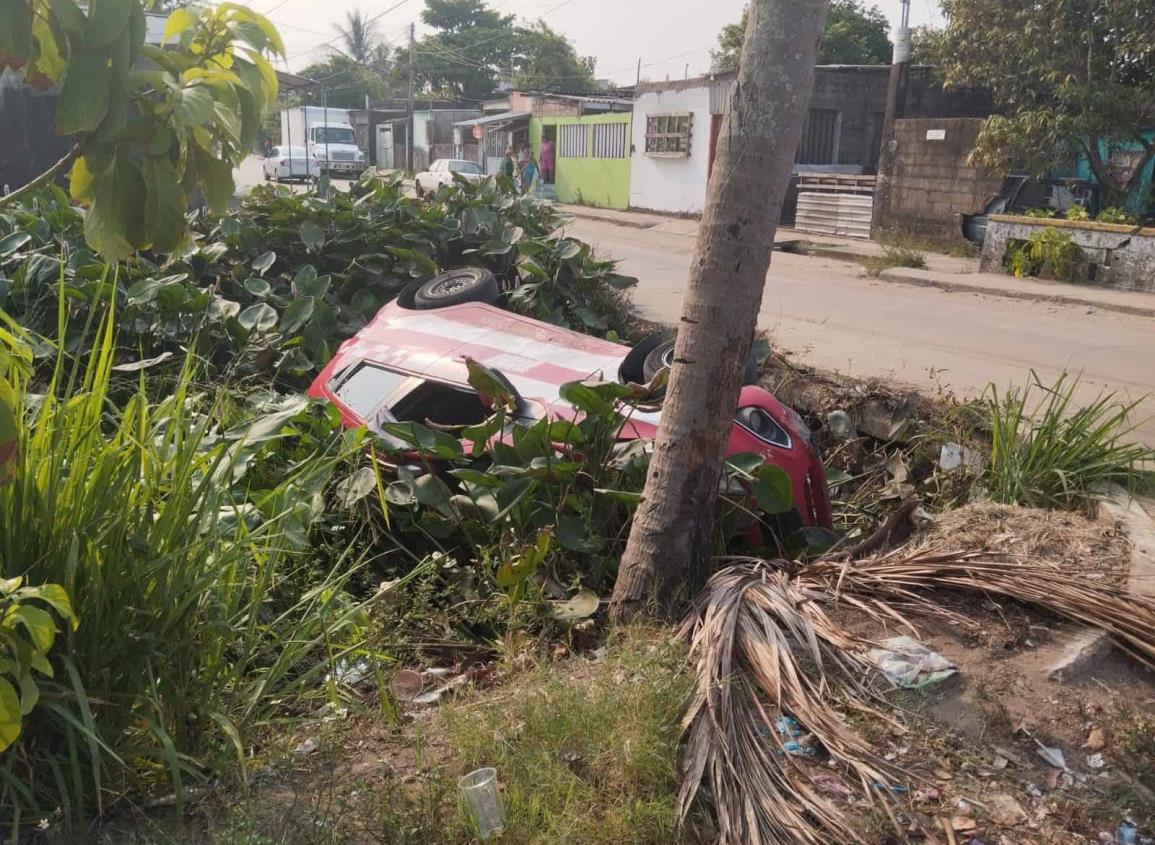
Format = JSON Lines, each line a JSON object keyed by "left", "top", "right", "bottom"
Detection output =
{"left": 448, "top": 160, "right": 482, "bottom": 175}
{"left": 433, "top": 161, "right": 445, "bottom": 172}
{"left": 269, "top": 147, "right": 280, "bottom": 158}
{"left": 331, "top": 363, "right": 412, "bottom": 420}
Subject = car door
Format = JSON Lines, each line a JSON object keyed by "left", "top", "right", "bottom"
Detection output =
{"left": 265, "top": 147, "right": 278, "bottom": 177}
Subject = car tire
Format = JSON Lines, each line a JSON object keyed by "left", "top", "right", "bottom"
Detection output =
{"left": 415, "top": 181, "right": 425, "bottom": 198}
{"left": 643, "top": 340, "right": 759, "bottom": 385}
{"left": 412, "top": 268, "right": 500, "bottom": 310}
{"left": 619, "top": 332, "right": 669, "bottom": 384}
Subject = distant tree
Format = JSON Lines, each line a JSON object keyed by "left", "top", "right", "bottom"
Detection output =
{"left": 515, "top": 21, "right": 597, "bottom": 93}
{"left": 712, "top": 0, "right": 891, "bottom": 70}
{"left": 909, "top": 24, "right": 945, "bottom": 66}
{"left": 399, "top": 0, "right": 595, "bottom": 99}
{"left": 297, "top": 53, "right": 391, "bottom": 109}
{"left": 939, "top": 0, "right": 1155, "bottom": 207}
{"left": 332, "top": 9, "right": 384, "bottom": 66}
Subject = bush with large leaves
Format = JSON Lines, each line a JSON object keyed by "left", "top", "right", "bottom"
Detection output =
{"left": 0, "top": 175, "right": 636, "bottom": 386}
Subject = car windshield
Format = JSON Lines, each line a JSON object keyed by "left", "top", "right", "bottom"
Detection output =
{"left": 447, "top": 160, "right": 482, "bottom": 175}
{"left": 311, "top": 127, "right": 356, "bottom": 144}
{"left": 279, "top": 147, "right": 306, "bottom": 156}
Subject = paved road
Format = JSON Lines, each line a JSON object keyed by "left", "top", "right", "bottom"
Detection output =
{"left": 563, "top": 216, "right": 1155, "bottom": 445}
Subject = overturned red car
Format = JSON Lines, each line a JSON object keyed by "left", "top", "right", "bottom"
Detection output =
{"left": 307, "top": 268, "right": 833, "bottom": 528}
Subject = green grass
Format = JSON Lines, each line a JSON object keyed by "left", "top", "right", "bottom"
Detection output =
{"left": 0, "top": 299, "right": 373, "bottom": 831}
{"left": 161, "top": 630, "right": 696, "bottom": 845}
{"left": 864, "top": 241, "right": 928, "bottom": 277}
{"left": 984, "top": 371, "right": 1155, "bottom": 509}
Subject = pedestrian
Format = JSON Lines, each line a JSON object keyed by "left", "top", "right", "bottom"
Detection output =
{"left": 539, "top": 136, "right": 555, "bottom": 184}
{"left": 502, "top": 148, "right": 516, "bottom": 183}
{"left": 520, "top": 152, "right": 539, "bottom": 195}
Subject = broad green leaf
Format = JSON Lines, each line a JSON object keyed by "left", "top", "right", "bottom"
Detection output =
{"left": 299, "top": 220, "right": 325, "bottom": 251}
{"left": 7, "top": 606, "right": 57, "bottom": 652}
{"left": 549, "top": 588, "right": 600, "bottom": 621}
{"left": 0, "top": 577, "right": 21, "bottom": 595}
{"left": 725, "top": 452, "right": 764, "bottom": 477}
{"left": 18, "top": 585, "right": 75, "bottom": 626}
{"left": 336, "top": 467, "right": 376, "bottom": 508}
{"left": 279, "top": 296, "right": 314, "bottom": 335}
{"left": 237, "top": 303, "right": 277, "bottom": 334}
{"left": 604, "top": 273, "right": 637, "bottom": 290}
{"left": 291, "top": 265, "right": 329, "bottom": 298}
{"left": 379, "top": 422, "right": 464, "bottom": 460}
{"left": 384, "top": 479, "right": 417, "bottom": 506}
{"left": 413, "top": 474, "right": 453, "bottom": 510}
{"left": 556, "top": 240, "right": 582, "bottom": 260}
{"left": 0, "top": 233, "right": 31, "bottom": 256}
{"left": 0, "top": 678, "right": 20, "bottom": 751}
{"left": 251, "top": 250, "right": 276, "bottom": 275}
{"left": 194, "top": 147, "right": 236, "bottom": 214}
{"left": 243, "top": 277, "right": 271, "bottom": 298}
{"left": 594, "top": 487, "right": 642, "bottom": 506}
{"left": 68, "top": 155, "right": 97, "bottom": 202}
{"left": 175, "top": 84, "right": 214, "bottom": 126}
{"left": 0, "top": 0, "right": 33, "bottom": 67}
{"left": 0, "top": 381, "right": 18, "bottom": 486}
{"left": 87, "top": 0, "right": 133, "bottom": 48}
{"left": 18, "top": 671, "right": 38, "bottom": 715}
{"left": 142, "top": 156, "right": 187, "bottom": 252}
{"left": 753, "top": 464, "right": 793, "bottom": 515}
{"left": 163, "top": 7, "right": 199, "bottom": 43}
{"left": 556, "top": 514, "right": 600, "bottom": 553}
{"left": 55, "top": 47, "right": 112, "bottom": 134}
{"left": 465, "top": 357, "right": 516, "bottom": 409}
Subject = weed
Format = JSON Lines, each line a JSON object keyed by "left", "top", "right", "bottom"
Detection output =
{"left": 1065, "top": 204, "right": 1091, "bottom": 221}
{"left": 864, "top": 242, "right": 928, "bottom": 277}
{"left": 983, "top": 371, "right": 1155, "bottom": 510}
{"left": 1024, "top": 207, "right": 1058, "bottom": 219}
{"left": 1097, "top": 207, "right": 1139, "bottom": 225}
{"left": 1003, "top": 227, "right": 1080, "bottom": 280}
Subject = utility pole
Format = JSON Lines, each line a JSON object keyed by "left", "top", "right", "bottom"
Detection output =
{"left": 872, "top": 0, "right": 911, "bottom": 233}
{"left": 407, "top": 21, "right": 415, "bottom": 173}
{"left": 635, "top": 57, "right": 642, "bottom": 88}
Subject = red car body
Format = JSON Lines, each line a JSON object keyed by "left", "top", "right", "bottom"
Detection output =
{"left": 308, "top": 299, "right": 833, "bottom": 528}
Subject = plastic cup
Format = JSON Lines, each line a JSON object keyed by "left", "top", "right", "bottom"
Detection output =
{"left": 458, "top": 766, "right": 505, "bottom": 839}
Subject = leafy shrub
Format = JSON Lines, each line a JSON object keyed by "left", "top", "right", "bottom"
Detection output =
{"left": 1064, "top": 204, "right": 1090, "bottom": 221}
{"left": 0, "top": 175, "right": 636, "bottom": 388}
{"left": 0, "top": 308, "right": 375, "bottom": 828}
{"left": 1023, "top": 207, "right": 1057, "bottom": 219}
{"left": 1096, "top": 207, "right": 1138, "bottom": 225}
{"left": 984, "top": 371, "right": 1155, "bottom": 510}
{"left": 1003, "top": 226, "right": 1080, "bottom": 280}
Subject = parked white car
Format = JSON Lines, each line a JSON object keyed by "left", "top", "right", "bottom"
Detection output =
{"left": 414, "top": 159, "right": 484, "bottom": 196}
{"left": 262, "top": 146, "right": 318, "bottom": 182}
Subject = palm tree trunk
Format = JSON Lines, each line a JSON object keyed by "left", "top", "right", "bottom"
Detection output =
{"left": 609, "top": 0, "right": 830, "bottom": 620}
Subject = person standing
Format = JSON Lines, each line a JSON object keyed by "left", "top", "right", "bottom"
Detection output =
{"left": 520, "top": 152, "right": 539, "bottom": 195}
{"left": 502, "top": 149, "right": 516, "bottom": 184}
{"left": 539, "top": 136, "right": 555, "bottom": 184}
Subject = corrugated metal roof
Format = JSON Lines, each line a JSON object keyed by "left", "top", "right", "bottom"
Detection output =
{"left": 453, "top": 111, "right": 531, "bottom": 128}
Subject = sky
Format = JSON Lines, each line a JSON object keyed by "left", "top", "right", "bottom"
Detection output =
{"left": 261, "top": 0, "right": 945, "bottom": 84}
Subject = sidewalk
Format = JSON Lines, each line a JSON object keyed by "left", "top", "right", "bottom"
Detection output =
{"left": 557, "top": 203, "right": 1155, "bottom": 319}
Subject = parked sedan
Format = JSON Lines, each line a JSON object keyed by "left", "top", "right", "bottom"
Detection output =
{"left": 414, "top": 159, "right": 484, "bottom": 196}
{"left": 262, "top": 146, "right": 317, "bottom": 182}
{"left": 308, "top": 268, "right": 834, "bottom": 530}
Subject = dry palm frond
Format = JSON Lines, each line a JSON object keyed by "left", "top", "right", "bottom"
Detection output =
{"left": 677, "top": 562, "right": 903, "bottom": 845}
{"left": 680, "top": 546, "right": 1155, "bottom": 845}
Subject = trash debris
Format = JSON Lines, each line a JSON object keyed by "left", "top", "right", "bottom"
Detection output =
{"left": 808, "top": 771, "right": 855, "bottom": 800}
{"left": 775, "top": 715, "right": 819, "bottom": 757}
{"left": 458, "top": 766, "right": 505, "bottom": 840}
{"left": 548, "top": 588, "right": 600, "bottom": 621}
{"left": 952, "top": 815, "right": 978, "bottom": 832}
{"left": 293, "top": 737, "right": 318, "bottom": 756}
{"left": 826, "top": 409, "right": 855, "bottom": 441}
{"left": 991, "top": 754, "right": 1009, "bottom": 771}
{"left": 1084, "top": 727, "right": 1107, "bottom": 751}
{"left": 391, "top": 669, "right": 424, "bottom": 702}
{"left": 913, "top": 786, "right": 942, "bottom": 803}
{"left": 1087, "top": 753, "right": 1106, "bottom": 770}
{"left": 986, "top": 793, "right": 1027, "bottom": 826}
{"left": 1116, "top": 822, "right": 1138, "bottom": 844}
{"left": 1036, "top": 745, "right": 1068, "bottom": 771}
{"left": 868, "top": 635, "right": 958, "bottom": 688}
{"left": 940, "top": 443, "right": 965, "bottom": 471}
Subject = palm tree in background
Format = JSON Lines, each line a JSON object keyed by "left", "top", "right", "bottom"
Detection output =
{"left": 332, "top": 9, "right": 384, "bottom": 66}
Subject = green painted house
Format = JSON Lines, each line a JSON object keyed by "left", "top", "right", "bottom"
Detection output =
{"left": 526, "top": 96, "right": 632, "bottom": 210}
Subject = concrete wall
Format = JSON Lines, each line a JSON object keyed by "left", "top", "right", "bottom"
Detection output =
{"left": 529, "top": 113, "right": 632, "bottom": 210}
{"left": 628, "top": 85, "right": 713, "bottom": 214}
{"left": 875, "top": 117, "right": 1003, "bottom": 238}
{"left": 806, "top": 67, "right": 890, "bottom": 167}
{"left": 980, "top": 216, "right": 1155, "bottom": 293}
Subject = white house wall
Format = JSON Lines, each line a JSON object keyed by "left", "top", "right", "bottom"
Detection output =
{"left": 629, "top": 86, "right": 712, "bottom": 215}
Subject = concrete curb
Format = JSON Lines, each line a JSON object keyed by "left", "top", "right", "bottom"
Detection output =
{"left": 878, "top": 268, "right": 1155, "bottom": 320}
{"left": 557, "top": 205, "right": 658, "bottom": 230}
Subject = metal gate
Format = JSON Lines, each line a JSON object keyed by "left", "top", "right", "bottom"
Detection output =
{"left": 793, "top": 173, "right": 876, "bottom": 239}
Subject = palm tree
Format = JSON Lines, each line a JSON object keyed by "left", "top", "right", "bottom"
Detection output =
{"left": 332, "top": 9, "right": 383, "bottom": 67}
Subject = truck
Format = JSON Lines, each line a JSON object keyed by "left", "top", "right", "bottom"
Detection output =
{"left": 280, "top": 106, "right": 366, "bottom": 178}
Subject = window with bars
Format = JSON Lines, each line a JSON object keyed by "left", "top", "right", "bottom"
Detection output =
{"left": 644, "top": 113, "right": 692, "bottom": 157}
{"left": 591, "top": 122, "right": 628, "bottom": 158}
{"left": 559, "top": 123, "right": 588, "bottom": 158}
{"left": 795, "top": 108, "right": 840, "bottom": 165}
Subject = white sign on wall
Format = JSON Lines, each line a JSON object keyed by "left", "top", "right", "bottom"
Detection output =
{"left": 926, "top": 129, "right": 947, "bottom": 141}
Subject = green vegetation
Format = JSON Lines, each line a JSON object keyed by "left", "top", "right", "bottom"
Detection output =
{"left": 1003, "top": 226, "right": 1081, "bottom": 280}
{"left": 712, "top": 0, "right": 892, "bottom": 71}
{"left": 983, "top": 372, "right": 1155, "bottom": 510}
{"left": 0, "top": 2, "right": 284, "bottom": 259}
{"left": 864, "top": 241, "right": 928, "bottom": 277}
{"left": 1097, "top": 207, "right": 1140, "bottom": 225}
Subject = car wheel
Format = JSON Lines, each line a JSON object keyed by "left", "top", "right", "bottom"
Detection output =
{"left": 412, "top": 268, "right": 500, "bottom": 310}
{"left": 643, "top": 340, "right": 759, "bottom": 385}
{"left": 619, "top": 332, "right": 669, "bottom": 384}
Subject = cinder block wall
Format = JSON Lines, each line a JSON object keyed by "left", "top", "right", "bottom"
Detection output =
{"left": 876, "top": 117, "right": 1003, "bottom": 238}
